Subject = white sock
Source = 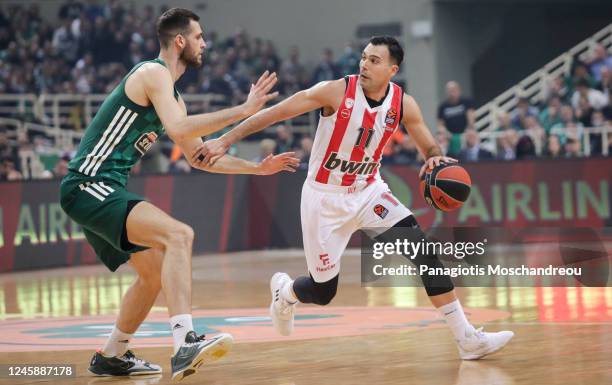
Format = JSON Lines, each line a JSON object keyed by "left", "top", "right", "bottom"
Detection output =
{"left": 281, "top": 280, "right": 298, "bottom": 304}
{"left": 437, "top": 299, "right": 475, "bottom": 341}
{"left": 102, "top": 326, "right": 132, "bottom": 357}
{"left": 170, "top": 314, "right": 194, "bottom": 354}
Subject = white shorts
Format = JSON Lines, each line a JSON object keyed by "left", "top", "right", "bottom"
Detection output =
{"left": 301, "top": 178, "right": 412, "bottom": 282}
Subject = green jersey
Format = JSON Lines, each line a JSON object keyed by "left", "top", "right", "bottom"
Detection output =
{"left": 67, "top": 58, "right": 178, "bottom": 186}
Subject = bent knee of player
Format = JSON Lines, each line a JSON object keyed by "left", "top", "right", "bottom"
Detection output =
{"left": 164, "top": 222, "right": 194, "bottom": 250}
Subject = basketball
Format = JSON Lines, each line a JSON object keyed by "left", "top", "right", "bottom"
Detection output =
{"left": 420, "top": 163, "right": 472, "bottom": 211}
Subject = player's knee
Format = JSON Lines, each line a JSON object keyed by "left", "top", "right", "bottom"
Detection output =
{"left": 312, "top": 277, "right": 338, "bottom": 305}
{"left": 166, "top": 223, "right": 194, "bottom": 248}
{"left": 313, "top": 287, "right": 336, "bottom": 305}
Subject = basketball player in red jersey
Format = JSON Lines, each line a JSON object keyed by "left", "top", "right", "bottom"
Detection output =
{"left": 196, "top": 36, "right": 513, "bottom": 359}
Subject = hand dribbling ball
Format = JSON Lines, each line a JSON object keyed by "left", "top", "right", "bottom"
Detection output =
{"left": 420, "top": 163, "right": 471, "bottom": 211}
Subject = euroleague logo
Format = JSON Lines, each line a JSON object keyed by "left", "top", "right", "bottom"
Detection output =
{"left": 374, "top": 204, "right": 388, "bottom": 219}
{"left": 339, "top": 97, "right": 355, "bottom": 119}
{"left": 385, "top": 107, "right": 397, "bottom": 129}
{"left": 134, "top": 131, "right": 159, "bottom": 155}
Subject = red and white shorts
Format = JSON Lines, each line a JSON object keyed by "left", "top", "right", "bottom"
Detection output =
{"left": 301, "top": 178, "right": 412, "bottom": 282}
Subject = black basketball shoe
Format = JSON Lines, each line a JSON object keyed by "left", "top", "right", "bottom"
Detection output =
{"left": 88, "top": 349, "right": 162, "bottom": 376}
{"left": 171, "top": 331, "right": 233, "bottom": 381}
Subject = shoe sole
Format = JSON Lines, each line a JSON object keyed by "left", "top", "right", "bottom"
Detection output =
{"left": 270, "top": 272, "right": 293, "bottom": 336}
{"left": 87, "top": 368, "right": 162, "bottom": 376}
{"left": 171, "top": 333, "right": 233, "bottom": 382}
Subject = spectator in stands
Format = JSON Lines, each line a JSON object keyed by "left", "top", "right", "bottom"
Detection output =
{"left": 279, "top": 46, "right": 307, "bottom": 95}
{"left": 544, "top": 134, "right": 564, "bottom": 158}
{"left": 0, "top": 157, "right": 23, "bottom": 181}
{"left": 311, "top": 48, "right": 339, "bottom": 85}
{"left": 605, "top": 122, "right": 612, "bottom": 156}
{"left": 0, "top": 128, "right": 18, "bottom": 165}
{"left": 565, "top": 136, "right": 582, "bottom": 158}
{"left": 458, "top": 128, "right": 493, "bottom": 162}
{"left": 435, "top": 130, "right": 451, "bottom": 156}
{"left": 571, "top": 78, "right": 609, "bottom": 112}
{"left": 544, "top": 76, "right": 570, "bottom": 103}
{"left": 58, "top": 0, "right": 83, "bottom": 20}
{"left": 437, "top": 81, "right": 475, "bottom": 157}
{"left": 337, "top": 41, "right": 361, "bottom": 76}
{"left": 274, "top": 124, "right": 295, "bottom": 154}
{"left": 524, "top": 115, "right": 546, "bottom": 151}
{"left": 496, "top": 111, "right": 516, "bottom": 131}
{"left": 510, "top": 97, "right": 538, "bottom": 130}
{"left": 565, "top": 61, "right": 596, "bottom": 96}
{"left": 201, "top": 63, "right": 238, "bottom": 99}
{"left": 393, "top": 135, "right": 420, "bottom": 165}
{"left": 588, "top": 44, "right": 612, "bottom": 83}
{"left": 575, "top": 92, "right": 595, "bottom": 127}
{"left": 538, "top": 95, "right": 562, "bottom": 133}
{"left": 497, "top": 128, "right": 518, "bottom": 161}
{"left": 52, "top": 154, "right": 70, "bottom": 178}
{"left": 595, "top": 66, "right": 611, "bottom": 97}
{"left": 550, "top": 104, "right": 580, "bottom": 137}
{"left": 515, "top": 135, "right": 536, "bottom": 160}
{"left": 588, "top": 110, "right": 606, "bottom": 155}
{"left": 253, "top": 40, "right": 280, "bottom": 73}
{"left": 52, "top": 17, "right": 78, "bottom": 63}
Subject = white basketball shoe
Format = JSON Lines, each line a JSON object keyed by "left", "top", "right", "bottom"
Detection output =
{"left": 269, "top": 272, "right": 296, "bottom": 336}
{"left": 457, "top": 327, "right": 514, "bottom": 360}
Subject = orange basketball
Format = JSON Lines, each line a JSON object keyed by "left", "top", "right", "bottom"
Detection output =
{"left": 420, "top": 163, "right": 471, "bottom": 211}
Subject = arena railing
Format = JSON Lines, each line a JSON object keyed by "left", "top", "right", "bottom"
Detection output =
{"left": 475, "top": 23, "right": 612, "bottom": 132}
{"left": 478, "top": 125, "right": 611, "bottom": 157}
{"left": 1, "top": 93, "right": 317, "bottom": 137}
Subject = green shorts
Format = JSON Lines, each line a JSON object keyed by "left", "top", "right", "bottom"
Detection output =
{"left": 60, "top": 175, "right": 148, "bottom": 271}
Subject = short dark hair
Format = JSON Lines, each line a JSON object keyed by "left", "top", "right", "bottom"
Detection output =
{"left": 369, "top": 36, "right": 404, "bottom": 66}
{"left": 156, "top": 8, "right": 200, "bottom": 49}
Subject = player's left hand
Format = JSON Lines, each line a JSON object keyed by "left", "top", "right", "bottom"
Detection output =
{"left": 419, "top": 156, "right": 457, "bottom": 178}
{"left": 257, "top": 152, "right": 300, "bottom": 175}
{"left": 191, "top": 138, "right": 229, "bottom": 167}
{"left": 242, "top": 70, "right": 279, "bottom": 117}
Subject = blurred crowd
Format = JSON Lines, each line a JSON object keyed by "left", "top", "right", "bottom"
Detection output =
{"left": 0, "top": 1, "right": 360, "bottom": 97}
{"left": 0, "top": 1, "right": 611, "bottom": 181}
{"left": 428, "top": 48, "right": 612, "bottom": 164}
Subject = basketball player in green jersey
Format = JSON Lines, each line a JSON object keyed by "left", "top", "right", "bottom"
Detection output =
{"left": 60, "top": 8, "right": 297, "bottom": 381}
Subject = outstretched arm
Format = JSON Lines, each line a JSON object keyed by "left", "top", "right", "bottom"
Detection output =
{"left": 170, "top": 96, "right": 299, "bottom": 175}
{"left": 174, "top": 136, "right": 299, "bottom": 175}
{"left": 194, "top": 79, "right": 345, "bottom": 166}
{"left": 143, "top": 64, "right": 278, "bottom": 142}
{"left": 401, "top": 94, "right": 456, "bottom": 177}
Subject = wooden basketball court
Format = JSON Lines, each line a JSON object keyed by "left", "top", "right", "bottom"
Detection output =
{"left": 1, "top": 249, "right": 611, "bottom": 385}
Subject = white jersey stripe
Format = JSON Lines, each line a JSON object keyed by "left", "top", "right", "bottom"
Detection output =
{"left": 98, "top": 182, "right": 115, "bottom": 193}
{"left": 91, "top": 112, "right": 138, "bottom": 176}
{"left": 90, "top": 183, "right": 110, "bottom": 196}
{"left": 84, "top": 187, "right": 105, "bottom": 201}
{"left": 84, "top": 109, "right": 134, "bottom": 175}
{"left": 79, "top": 106, "right": 127, "bottom": 174}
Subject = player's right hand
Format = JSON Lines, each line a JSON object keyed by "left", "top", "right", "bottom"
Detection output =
{"left": 192, "top": 137, "right": 229, "bottom": 167}
{"left": 241, "top": 70, "right": 279, "bottom": 117}
{"left": 257, "top": 152, "right": 300, "bottom": 175}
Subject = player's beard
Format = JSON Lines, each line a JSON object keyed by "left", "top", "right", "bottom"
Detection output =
{"left": 180, "top": 43, "right": 202, "bottom": 68}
